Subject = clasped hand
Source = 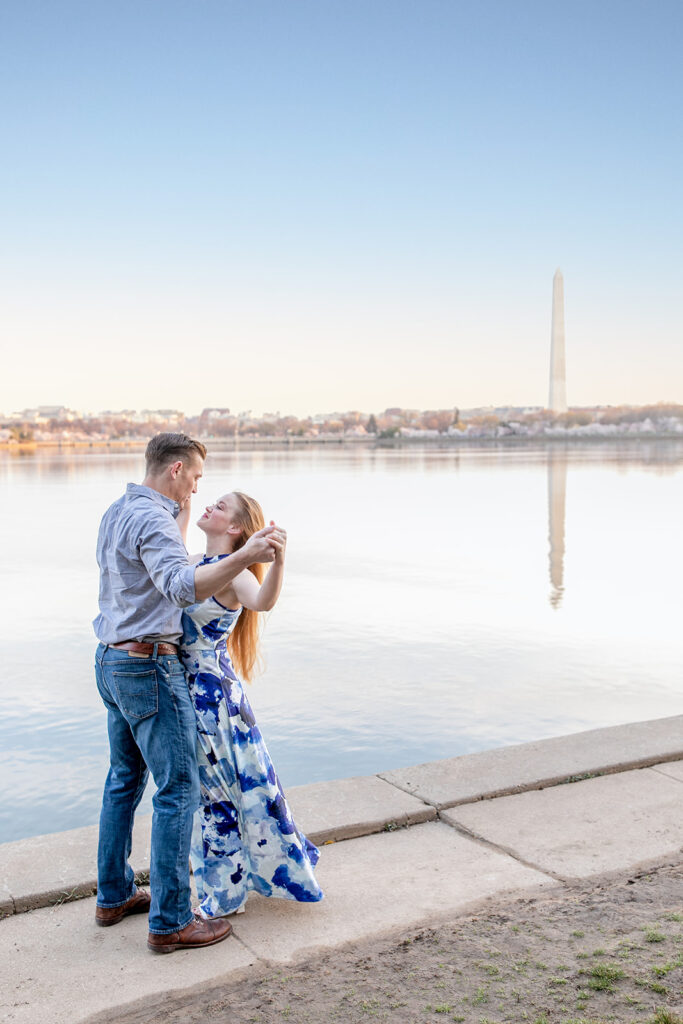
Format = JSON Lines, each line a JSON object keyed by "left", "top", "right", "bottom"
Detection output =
{"left": 244, "top": 522, "right": 287, "bottom": 563}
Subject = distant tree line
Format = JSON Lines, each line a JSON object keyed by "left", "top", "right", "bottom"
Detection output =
{"left": 2, "top": 404, "right": 681, "bottom": 443}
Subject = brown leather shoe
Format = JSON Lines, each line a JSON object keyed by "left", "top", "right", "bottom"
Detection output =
{"left": 95, "top": 889, "right": 151, "bottom": 927}
{"left": 147, "top": 914, "right": 232, "bottom": 954}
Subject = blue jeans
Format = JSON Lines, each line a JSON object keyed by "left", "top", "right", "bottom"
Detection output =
{"left": 95, "top": 643, "right": 200, "bottom": 934}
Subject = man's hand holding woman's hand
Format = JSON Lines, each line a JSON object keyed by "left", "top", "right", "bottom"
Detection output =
{"left": 242, "top": 523, "right": 286, "bottom": 564}
{"left": 242, "top": 525, "right": 277, "bottom": 563}
{"left": 267, "top": 520, "right": 287, "bottom": 564}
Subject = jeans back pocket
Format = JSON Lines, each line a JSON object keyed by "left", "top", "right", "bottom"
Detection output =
{"left": 112, "top": 668, "right": 158, "bottom": 720}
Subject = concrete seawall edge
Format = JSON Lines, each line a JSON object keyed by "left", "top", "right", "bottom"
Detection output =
{"left": 2, "top": 713, "right": 682, "bottom": 919}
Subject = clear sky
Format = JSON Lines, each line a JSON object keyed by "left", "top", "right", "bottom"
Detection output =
{"left": 2, "top": 0, "right": 681, "bottom": 416}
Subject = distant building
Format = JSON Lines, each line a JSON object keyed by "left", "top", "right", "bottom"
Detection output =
{"left": 38, "top": 406, "right": 69, "bottom": 419}
{"left": 98, "top": 410, "right": 137, "bottom": 421}
{"left": 198, "top": 408, "right": 232, "bottom": 433}
{"left": 12, "top": 406, "right": 78, "bottom": 423}
{"left": 135, "top": 409, "right": 183, "bottom": 424}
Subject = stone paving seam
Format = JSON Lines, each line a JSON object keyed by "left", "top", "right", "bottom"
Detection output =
{"left": 230, "top": 931, "right": 268, "bottom": 964}
{"left": 380, "top": 756, "right": 683, "bottom": 809}
{"left": 651, "top": 764, "right": 683, "bottom": 782}
{"left": 377, "top": 768, "right": 613, "bottom": 809}
{"left": 436, "top": 810, "right": 569, "bottom": 884}
{"left": 376, "top": 772, "right": 439, "bottom": 804}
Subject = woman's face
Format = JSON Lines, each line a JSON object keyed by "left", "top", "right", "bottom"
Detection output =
{"left": 197, "top": 493, "right": 240, "bottom": 536}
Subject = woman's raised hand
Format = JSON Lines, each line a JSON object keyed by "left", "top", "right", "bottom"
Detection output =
{"left": 267, "top": 520, "right": 287, "bottom": 563}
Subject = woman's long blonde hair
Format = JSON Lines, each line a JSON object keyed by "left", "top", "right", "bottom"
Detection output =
{"left": 227, "top": 491, "right": 266, "bottom": 682}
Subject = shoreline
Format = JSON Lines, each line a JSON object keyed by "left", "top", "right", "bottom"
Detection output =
{"left": 1, "top": 433, "right": 683, "bottom": 454}
{"left": 2, "top": 713, "right": 681, "bottom": 919}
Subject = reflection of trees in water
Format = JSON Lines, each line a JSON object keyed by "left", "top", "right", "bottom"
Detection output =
{"left": 0, "top": 449, "right": 144, "bottom": 482}
{"left": 548, "top": 452, "right": 567, "bottom": 610}
{"left": 219, "top": 449, "right": 466, "bottom": 474}
{"left": 578, "top": 441, "right": 683, "bottom": 475}
{"left": 620, "top": 441, "right": 683, "bottom": 474}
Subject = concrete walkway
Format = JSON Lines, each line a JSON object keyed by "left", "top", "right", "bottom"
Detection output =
{"left": 2, "top": 716, "right": 682, "bottom": 1024}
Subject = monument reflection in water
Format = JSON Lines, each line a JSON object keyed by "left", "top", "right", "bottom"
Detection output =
{"left": 548, "top": 451, "right": 567, "bottom": 609}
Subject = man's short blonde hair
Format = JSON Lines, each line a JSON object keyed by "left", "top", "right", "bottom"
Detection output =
{"left": 145, "top": 433, "right": 207, "bottom": 473}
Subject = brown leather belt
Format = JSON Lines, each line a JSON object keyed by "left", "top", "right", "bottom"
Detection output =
{"left": 110, "top": 641, "right": 179, "bottom": 656}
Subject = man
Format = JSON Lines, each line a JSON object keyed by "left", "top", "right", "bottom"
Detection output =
{"left": 93, "top": 432, "right": 280, "bottom": 953}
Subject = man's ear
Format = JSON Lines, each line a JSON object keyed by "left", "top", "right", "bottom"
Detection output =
{"left": 169, "top": 460, "right": 183, "bottom": 479}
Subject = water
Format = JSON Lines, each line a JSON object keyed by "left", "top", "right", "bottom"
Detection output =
{"left": 1, "top": 442, "right": 681, "bottom": 843}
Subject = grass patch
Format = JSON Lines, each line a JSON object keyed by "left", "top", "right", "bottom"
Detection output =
{"left": 51, "top": 886, "right": 96, "bottom": 908}
{"left": 562, "top": 1019, "right": 618, "bottom": 1024}
{"left": 641, "top": 980, "right": 668, "bottom": 994}
{"left": 652, "top": 955, "right": 683, "bottom": 977}
{"left": 644, "top": 926, "right": 667, "bottom": 943}
{"left": 585, "top": 962, "right": 625, "bottom": 993}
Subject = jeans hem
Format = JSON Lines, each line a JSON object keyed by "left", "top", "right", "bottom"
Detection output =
{"left": 148, "top": 912, "right": 195, "bottom": 936}
{"left": 96, "top": 884, "right": 136, "bottom": 910}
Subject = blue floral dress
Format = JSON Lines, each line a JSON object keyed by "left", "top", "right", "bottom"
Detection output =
{"left": 180, "top": 554, "right": 323, "bottom": 918}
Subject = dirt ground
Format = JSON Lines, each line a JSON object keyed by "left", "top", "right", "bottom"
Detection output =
{"left": 124, "top": 863, "right": 683, "bottom": 1024}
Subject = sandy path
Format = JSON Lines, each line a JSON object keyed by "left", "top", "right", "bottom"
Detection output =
{"left": 115, "top": 862, "right": 683, "bottom": 1024}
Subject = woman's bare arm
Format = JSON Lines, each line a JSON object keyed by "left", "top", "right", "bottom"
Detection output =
{"left": 219, "top": 527, "right": 286, "bottom": 612}
{"left": 193, "top": 527, "right": 282, "bottom": 602}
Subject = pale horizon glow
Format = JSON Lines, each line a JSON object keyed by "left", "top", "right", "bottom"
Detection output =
{"left": 2, "top": 0, "right": 682, "bottom": 416}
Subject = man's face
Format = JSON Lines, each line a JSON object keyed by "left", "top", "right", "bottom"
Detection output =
{"left": 170, "top": 454, "right": 204, "bottom": 508}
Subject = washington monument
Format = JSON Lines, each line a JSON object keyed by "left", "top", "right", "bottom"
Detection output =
{"left": 549, "top": 268, "right": 567, "bottom": 412}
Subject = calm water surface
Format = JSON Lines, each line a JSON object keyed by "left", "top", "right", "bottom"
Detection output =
{"left": 1, "top": 442, "right": 681, "bottom": 842}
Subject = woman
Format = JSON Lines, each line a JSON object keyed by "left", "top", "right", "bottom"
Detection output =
{"left": 177, "top": 491, "right": 322, "bottom": 918}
